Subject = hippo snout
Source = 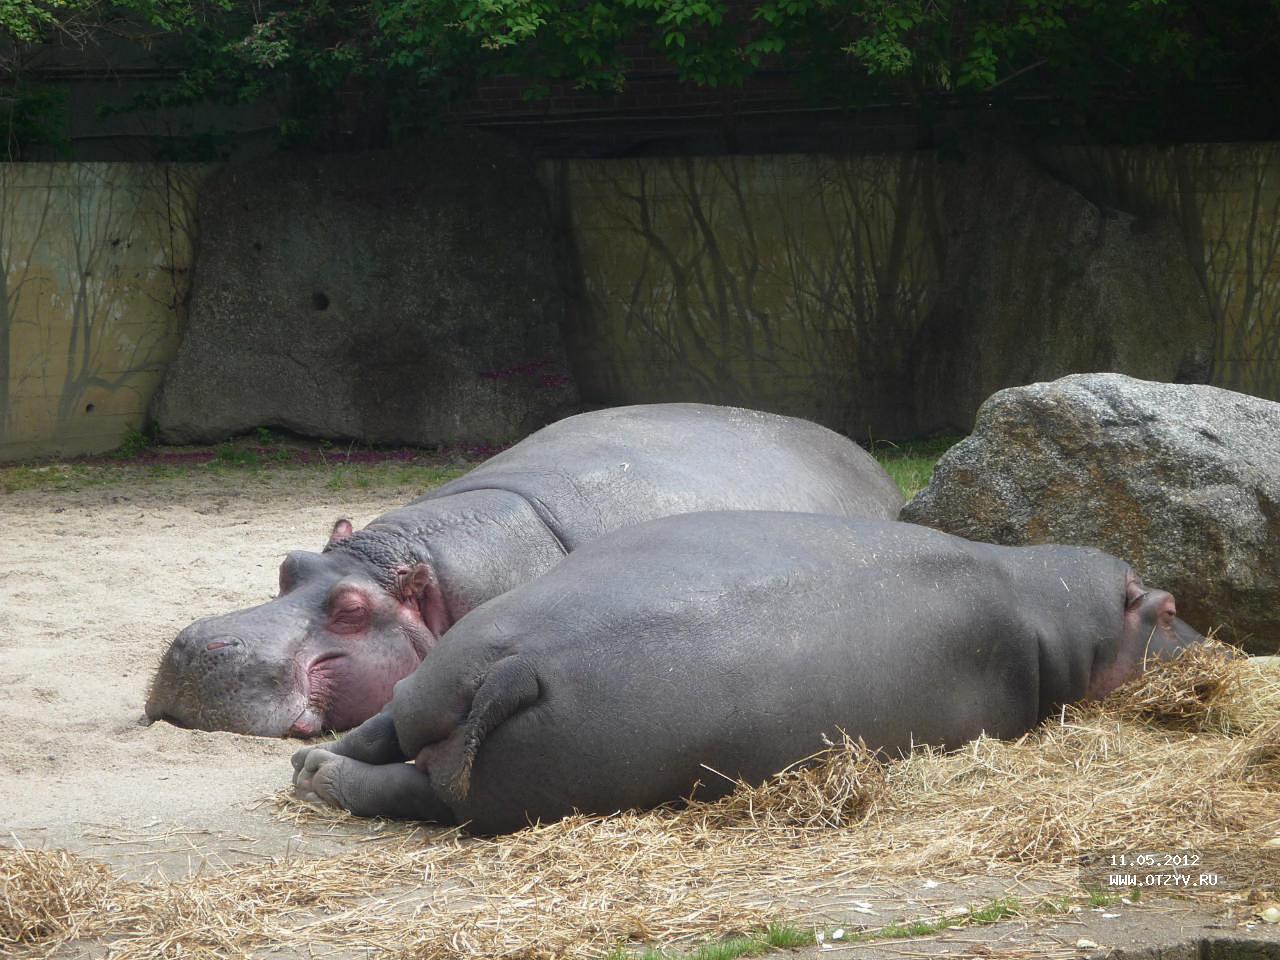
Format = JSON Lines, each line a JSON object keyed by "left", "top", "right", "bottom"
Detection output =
{"left": 159, "top": 622, "right": 247, "bottom": 667}
{"left": 145, "top": 613, "right": 312, "bottom": 737}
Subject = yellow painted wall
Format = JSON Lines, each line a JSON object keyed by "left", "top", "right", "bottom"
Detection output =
{"left": 3, "top": 147, "right": 1278, "bottom": 462}
{"left": 1045, "top": 144, "right": 1280, "bottom": 399}
{"left": 0, "top": 163, "right": 210, "bottom": 462}
{"left": 545, "top": 153, "right": 938, "bottom": 432}
{"left": 549, "top": 144, "right": 1280, "bottom": 434}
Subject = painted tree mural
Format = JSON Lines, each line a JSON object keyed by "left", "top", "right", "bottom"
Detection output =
{"left": 549, "top": 153, "right": 938, "bottom": 436}
{"left": 1048, "top": 144, "right": 1280, "bottom": 401}
{"left": 0, "top": 163, "right": 205, "bottom": 460}
{"left": 554, "top": 145, "right": 1279, "bottom": 440}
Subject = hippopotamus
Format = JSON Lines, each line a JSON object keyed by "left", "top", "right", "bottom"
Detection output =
{"left": 146, "top": 404, "right": 902, "bottom": 737}
{"left": 291, "top": 511, "right": 1205, "bottom": 834}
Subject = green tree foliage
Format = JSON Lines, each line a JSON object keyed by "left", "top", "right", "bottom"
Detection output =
{"left": 3, "top": 0, "right": 1278, "bottom": 150}
{"left": 0, "top": 0, "right": 221, "bottom": 157}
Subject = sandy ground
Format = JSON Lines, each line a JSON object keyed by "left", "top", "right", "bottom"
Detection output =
{"left": 0, "top": 470, "right": 416, "bottom": 883}
{"left": 3, "top": 468, "right": 1278, "bottom": 958}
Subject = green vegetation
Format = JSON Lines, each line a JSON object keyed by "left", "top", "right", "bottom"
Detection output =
{"left": 3, "top": 1, "right": 1276, "bottom": 154}
{"left": 1084, "top": 886, "right": 1138, "bottom": 907}
{"left": 603, "top": 898, "right": 1032, "bottom": 960}
{"left": 322, "top": 463, "right": 465, "bottom": 490}
{"left": 1, "top": 432, "right": 943, "bottom": 497}
{"left": 111, "top": 428, "right": 154, "bottom": 461}
{"left": 842, "top": 896, "right": 1022, "bottom": 944}
{"left": 213, "top": 443, "right": 262, "bottom": 466}
{"left": 1, "top": 462, "right": 176, "bottom": 493}
{"left": 603, "top": 923, "right": 814, "bottom": 960}
{"left": 0, "top": 455, "right": 469, "bottom": 495}
{"left": 874, "top": 435, "right": 959, "bottom": 500}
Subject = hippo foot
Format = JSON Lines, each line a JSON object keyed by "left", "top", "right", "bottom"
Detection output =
{"left": 290, "top": 746, "right": 457, "bottom": 823}
{"left": 292, "top": 747, "right": 354, "bottom": 811}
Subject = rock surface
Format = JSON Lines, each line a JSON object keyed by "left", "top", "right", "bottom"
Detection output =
{"left": 901, "top": 374, "right": 1280, "bottom": 653}
{"left": 910, "top": 148, "right": 1215, "bottom": 436}
{"left": 151, "top": 131, "right": 576, "bottom": 445}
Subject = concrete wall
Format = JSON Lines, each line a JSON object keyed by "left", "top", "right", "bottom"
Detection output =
{"left": 150, "top": 138, "right": 576, "bottom": 448}
{"left": 544, "top": 152, "right": 939, "bottom": 435}
{"left": 546, "top": 143, "right": 1280, "bottom": 438}
{"left": 1044, "top": 143, "right": 1280, "bottom": 400}
{"left": 3, "top": 142, "right": 1280, "bottom": 461}
{"left": 0, "top": 164, "right": 209, "bottom": 461}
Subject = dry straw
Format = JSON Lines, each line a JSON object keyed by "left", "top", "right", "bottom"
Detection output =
{"left": 4, "top": 644, "right": 1278, "bottom": 959}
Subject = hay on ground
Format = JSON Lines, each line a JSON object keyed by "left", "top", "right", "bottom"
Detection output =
{"left": 3, "top": 647, "right": 1278, "bottom": 959}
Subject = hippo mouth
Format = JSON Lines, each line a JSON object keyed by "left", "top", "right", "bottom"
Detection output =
{"left": 290, "top": 653, "right": 343, "bottom": 737}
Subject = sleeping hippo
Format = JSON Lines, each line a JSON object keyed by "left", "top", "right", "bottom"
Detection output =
{"left": 146, "top": 404, "right": 902, "bottom": 737}
{"left": 292, "top": 511, "right": 1206, "bottom": 834}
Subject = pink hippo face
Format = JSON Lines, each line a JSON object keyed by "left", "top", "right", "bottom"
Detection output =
{"left": 1084, "top": 571, "right": 1206, "bottom": 701}
{"left": 146, "top": 521, "right": 444, "bottom": 737}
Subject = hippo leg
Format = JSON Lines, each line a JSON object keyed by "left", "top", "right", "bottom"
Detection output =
{"left": 289, "top": 710, "right": 404, "bottom": 787}
{"left": 316, "top": 711, "right": 407, "bottom": 764}
{"left": 293, "top": 750, "right": 456, "bottom": 822}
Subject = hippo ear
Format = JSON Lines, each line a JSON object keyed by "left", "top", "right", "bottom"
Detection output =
{"left": 394, "top": 562, "right": 451, "bottom": 639}
{"left": 1125, "top": 573, "right": 1148, "bottom": 610}
{"left": 328, "top": 518, "right": 354, "bottom": 547}
{"left": 279, "top": 550, "right": 324, "bottom": 594}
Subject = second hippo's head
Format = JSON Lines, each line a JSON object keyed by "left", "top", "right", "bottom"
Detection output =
{"left": 146, "top": 519, "right": 451, "bottom": 737}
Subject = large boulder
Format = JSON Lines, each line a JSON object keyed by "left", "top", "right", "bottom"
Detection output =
{"left": 901, "top": 374, "right": 1280, "bottom": 653}
{"left": 151, "top": 132, "right": 577, "bottom": 445}
{"left": 910, "top": 149, "right": 1215, "bottom": 436}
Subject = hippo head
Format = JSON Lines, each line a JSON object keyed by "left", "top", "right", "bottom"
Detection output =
{"left": 146, "top": 519, "right": 448, "bottom": 737}
{"left": 1085, "top": 571, "right": 1206, "bottom": 700}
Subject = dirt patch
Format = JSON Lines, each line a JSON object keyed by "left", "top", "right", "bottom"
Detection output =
{"left": 0, "top": 470, "right": 421, "bottom": 881}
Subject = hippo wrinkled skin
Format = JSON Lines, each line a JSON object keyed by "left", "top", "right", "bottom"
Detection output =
{"left": 146, "top": 404, "right": 903, "bottom": 737}
{"left": 292, "top": 511, "right": 1206, "bottom": 834}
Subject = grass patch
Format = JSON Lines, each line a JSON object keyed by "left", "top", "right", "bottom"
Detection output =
{"left": 213, "top": 443, "right": 262, "bottom": 466}
{"left": 760, "top": 924, "right": 811, "bottom": 949}
{"left": 604, "top": 923, "right": 815, "bottom": 960}
{"left": 841, "top": 896, "right": 1022, "bottom": 945}
{"left": 871, "top": 435, "right": 960, "bottom": 499}
{"left": 0, "top": 463, "right": 186, "bottom": 493}
{"left": 111, "top": 427, "right": 154, "bottom": 460}
{"left": 0, "top": 457, "right": 470, "bottom": 495}
{"left": 604, "top": 899, "right": 1026, "bottom": 960}
{"left": 1086, "top": 888, "right": 1124, "bottom": 908}
{"left": 321, "top": 463, "right": 463, "bottom": 491}
{"left": 5, "top": 428, "right": 955, "bottom": 499}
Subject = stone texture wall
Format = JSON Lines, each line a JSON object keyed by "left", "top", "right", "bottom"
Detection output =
{"left": 911, "top": 148, "right": 1214, "bottom": 436}
{"left": 547, "top": 145, "right": 1231, "bottom": 440}
{"left": 0, "top": 163, "right": 209, "bottom": 461}
{"left": 6, "top": 140, "right": 1280, "bottom": 461}
{"left": 1042, "top": 143, "right": 1280, "bottom": 402}
{"left": 544, "top": 152, "right": 939, "bottom": 437}
{"left": 149, "top": 133, "right": 577, "bottom": 448}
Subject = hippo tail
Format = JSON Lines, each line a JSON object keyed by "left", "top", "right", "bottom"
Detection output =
{"left": 434, "top": 655, "right": 540, "bottom": 805}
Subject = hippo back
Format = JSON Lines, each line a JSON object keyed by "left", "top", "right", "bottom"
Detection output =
{"left": 418, "top": 403, "right": 902, "bottom": 549}
{"left": 395, "top": 512, "right": 1127, "bottom": 831}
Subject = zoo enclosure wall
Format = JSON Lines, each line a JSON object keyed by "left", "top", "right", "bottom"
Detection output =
{"left": 1, "top": 142, "right": 1278, "bottom": 462}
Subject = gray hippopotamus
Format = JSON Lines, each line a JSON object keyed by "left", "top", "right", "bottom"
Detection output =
{"left": 146, "top": 404, "right": 902, "bottom": 737}
{"left": 292, "top": 511, "right": 1205, "bottom": 834}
